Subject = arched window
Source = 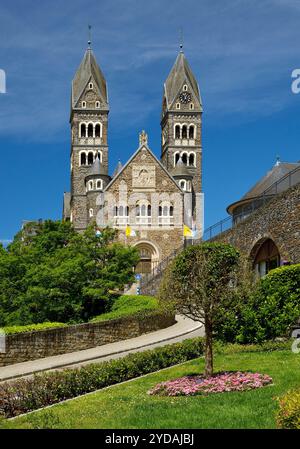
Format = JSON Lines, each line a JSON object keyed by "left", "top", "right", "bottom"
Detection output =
{"left": 96, "top": 180, "right": 102, "bottom": 190}
{"left": 174, "top": 152, "right": 180, "bottom": 166}
{"left": 159, "top": 202, "right": 174, "bottom": 225}
{"left": 82, "top": 101, "right": 86, "bottom": 108}
{"left": 114, "top": 206, "right": 118, "bottom": 216}
{"left": 176, "top": 103, "right": 180, "bottom": 109}
{"left": 80, "top": 123, "right": 86, "bottom": 138}
{"left": 182, "top": 153, "right": 188, "bottom": 165}
{"left": 89, "top": 82, "right": 93, "bottom": 89}
{"left": 136, "top": 201, "right": 151, "bottom": 224}
{"left": 182, "top": 125, "right": 187, "bottom": 139}
{"left": 179, "top": 180, "right": 186, "bottom": 190}
{"left": 183, "top": 84, "right": 188, "bottom": 91}
{"left": 175, "top": 125, "right": 181, "bottom": 139}
{"left": 88, "top": 124, "right": 93, "bottom": 138}
{"left": 189, "top": 125, "right": 195, "bottom": 139}
{"left": 88, "top": 152, "right": 94, "bottom": 165}
{"left": 95, "top": 101, "right": 100, "bottom": 108}
{"left": 95, "top": 124, "right": 101, "bottom": 138}
{"left": 89, "top": 208, "right": 94, "bottom": 217}
{"left": 80, "top": 152, "right": 86, "bottom": 166}
{"left": 88, "top": 180, "right": 93, "bottom": 191}
{"left": 190, "top": 103, "right": 194, "bottom": 110}
{"left": 189, "top": 153, "right": 195, "bottom": 167}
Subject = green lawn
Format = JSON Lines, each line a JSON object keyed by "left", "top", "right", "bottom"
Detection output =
{"left": 3, "top": 349, "right": 300, "bottom": 429}
{"left": 90, "top": 295, "right": 158, "bottom": 322}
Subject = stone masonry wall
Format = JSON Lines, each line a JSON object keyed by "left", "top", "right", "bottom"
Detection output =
{"left": 0, "top": 313, "right": 175, "bottom": 367}
{"left": 141, "top": 183, "right": 300, "bottom": 296}
{"left": 212, "top": 184, "right": 300, "bottom": 263}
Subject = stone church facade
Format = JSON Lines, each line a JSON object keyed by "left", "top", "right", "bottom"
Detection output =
{"left": 63, "top": 44, "right": 204, "bottom": 274}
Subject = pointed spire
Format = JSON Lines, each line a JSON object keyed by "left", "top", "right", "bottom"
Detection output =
{"left": 163, "top": 51, "right": 202, "bottom": 110}
{"left": 88, "top": 155, "right": 107, "bottom": 176}
{"left": 71, "top": 44, "right": 108, "bottom": 108}
{"left": 113, "top": 160, "right": 123, "bottom": 178}
{"left": 275, "top": 155, "right": 281, "bottom": 166}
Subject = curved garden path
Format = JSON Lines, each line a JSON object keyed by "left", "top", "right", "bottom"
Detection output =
{"left": 0, "top": 316, "right": 203, "bottom": 382}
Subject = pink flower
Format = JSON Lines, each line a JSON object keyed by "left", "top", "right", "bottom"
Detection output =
{"left": 148, "top": 371, "right": 273, "bottom": 397}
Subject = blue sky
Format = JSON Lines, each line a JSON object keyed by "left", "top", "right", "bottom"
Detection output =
{"left": 0, "top": 0, "right": 300, "bottom": 244}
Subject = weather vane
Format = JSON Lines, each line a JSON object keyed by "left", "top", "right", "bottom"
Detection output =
{"left": 88, "top": 24, "right": 92, "bottom": 48}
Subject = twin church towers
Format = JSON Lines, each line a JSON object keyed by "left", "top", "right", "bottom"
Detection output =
{"left": 63, "top": 41, "right": 204, "bottom": 271}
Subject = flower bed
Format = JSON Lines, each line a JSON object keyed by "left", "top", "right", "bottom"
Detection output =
{"left": 148, "top": 371, "right": 273, "bottom": 396}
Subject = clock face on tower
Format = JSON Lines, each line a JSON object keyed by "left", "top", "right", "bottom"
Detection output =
{"left": 179, "top": 91, "right": 192, "bottom": 104}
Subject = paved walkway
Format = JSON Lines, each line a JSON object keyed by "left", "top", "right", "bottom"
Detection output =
{"left": 0, "top": 316, "right": 203, "bottom": 382}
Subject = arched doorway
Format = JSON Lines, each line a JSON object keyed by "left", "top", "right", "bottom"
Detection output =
{"left": 134, "top": 242, "right": 159, "bottom": 276}
{"left": 251, "top": 238, "right": 280, "bottom": 277}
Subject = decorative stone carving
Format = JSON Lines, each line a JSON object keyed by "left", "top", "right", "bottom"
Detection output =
{"left": 139, "top": 130, "right": 148, "bottom": 146}
{"left": 132, "top": 164, "right": 156, "bottom": 188}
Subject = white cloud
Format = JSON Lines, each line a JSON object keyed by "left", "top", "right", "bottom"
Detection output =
{"left": 0, "top": 0, "right": 299, "bottom": 141}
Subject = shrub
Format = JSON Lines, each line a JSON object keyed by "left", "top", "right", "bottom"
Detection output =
{"left": 0, "top": 337, "right": 204, "bottom": 418}
{"left": 2, "top": 322, "right": 67, "bottom": 335}
{"left": 90, "top": 295, "right": 158, "bottom": 322}
{"left": 215, "top": 264, "right": 300, "bottom": 344}
{"left": 277, "top": 389, "right": 300, "bottom": 429}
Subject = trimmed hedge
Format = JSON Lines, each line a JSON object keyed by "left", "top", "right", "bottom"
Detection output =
{"left": 0, "top": 337, "right": 204, "bottom": 418}
{"left": 2, "top": 322, "right": 67, "bottom": 336}
{"left": 90, "top": 295, "right": 158, "bottom": 322}
{"left": 277, "top": 389, "right": 300, "bottom": 429}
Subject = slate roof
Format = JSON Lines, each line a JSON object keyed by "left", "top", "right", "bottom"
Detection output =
{"left": 171, "top": 158, "right": 193, "bottom": 177}
{"left": 87, "top": 157, "right": 107, "bottom": 177}
{"left": 71, "top": 48, "right": 107, "bottom": 108}
{"left": 227, "top": 161, "right": 300, "bottom": 215}
{"left": 164, "top": 52, "right": 202, "bottom": 108}
{"left": 242, "top": 162, "right": 300, "bottom": 200}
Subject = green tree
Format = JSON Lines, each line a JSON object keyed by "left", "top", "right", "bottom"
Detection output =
{"left": 0, "top": 221, "right": 139, "bottom": 325}
{"left": 159, "top": 242, "right": 240, "bottom": 377}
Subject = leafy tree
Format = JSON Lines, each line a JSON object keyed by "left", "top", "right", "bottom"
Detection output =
{"left": 0, "top": 221, "right": 139, "bottom": 325}
{"left": 159, "top": 242, "right": 240, "bottom": 377}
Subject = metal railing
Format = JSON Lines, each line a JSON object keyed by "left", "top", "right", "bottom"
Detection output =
{"left": 203, "top": 164, "right": 300, "bottom": 241}
{"left": 140, "top": 164, "right": 300, "bottom": 291}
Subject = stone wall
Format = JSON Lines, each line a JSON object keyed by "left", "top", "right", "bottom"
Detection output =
{"left": 212, "top": 184, "right": 300, "bottom": 263}
{"left": 0, "top": 313, "right": 175, "bottom": 367}
{"left": 141, "top": 183, "right": 300, "bottom": 296}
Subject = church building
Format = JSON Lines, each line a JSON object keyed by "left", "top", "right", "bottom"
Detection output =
{"left": 63, "top": 42, "right": 204, "bottom": 275}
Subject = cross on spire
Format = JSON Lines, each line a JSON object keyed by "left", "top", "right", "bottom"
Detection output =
{"left": 179, "top": 28, "right": 184, "bottom": 52}
{"left": 88, "top": 24, "right": 92, "bottom": 48}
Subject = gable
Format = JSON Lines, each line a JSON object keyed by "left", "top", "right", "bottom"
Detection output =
{"left": 168, "top": 78, "right": 202, "bottom": 112}
{"left": 105, "top": 145, "right": 182, "bottom": 195}
{"left": 74, "top": 75, "right": 107, "bottom": 109}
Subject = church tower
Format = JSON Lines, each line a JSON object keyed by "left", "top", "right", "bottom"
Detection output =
{"left": 69, "top": 42, "right": 109, "bottom": 231}
{"left": 161, "top": 48, "right": 203, "bottom": 234}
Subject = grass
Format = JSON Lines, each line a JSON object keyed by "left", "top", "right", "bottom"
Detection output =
{"left": 90, "top": 295, "right": 158, "bottom": 322}
{"left": 3, "top": 348, "right": 300, "bottom": 429}
{"left": 2, "top": 322, "right": 67, "bottom": 335}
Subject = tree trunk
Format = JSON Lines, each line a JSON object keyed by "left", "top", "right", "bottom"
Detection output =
{"left": 204, "top": 316, "right": 213, "bottom": 377}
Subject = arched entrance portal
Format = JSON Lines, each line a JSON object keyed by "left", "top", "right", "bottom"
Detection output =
{"left": 134, "top": 242, "right": 159, "bottom": 276}
{"left": 251, "top": 238, "right": 280, "bottom": 277}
